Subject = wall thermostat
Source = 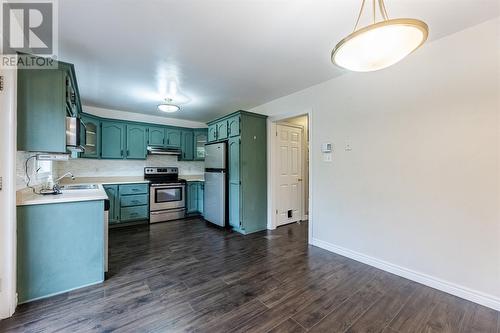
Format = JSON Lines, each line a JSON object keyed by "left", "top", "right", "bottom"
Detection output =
{"left": 321, "top": 143, "right": 332, "bottom": 153}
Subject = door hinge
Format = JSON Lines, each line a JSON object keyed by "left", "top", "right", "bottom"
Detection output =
{"left": 0, "top": 76, "right": 4, "bottom": 91}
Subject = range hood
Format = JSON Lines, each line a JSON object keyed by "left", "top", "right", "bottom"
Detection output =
{"left": 147, "top": 146, "right": 181, "bottom": 156}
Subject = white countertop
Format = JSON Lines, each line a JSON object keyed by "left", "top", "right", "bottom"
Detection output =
{"left": 17, "top": 175, "right": 205, "bottom": 206}
{"left": 183, "top": 175, "right": 205, "bottom": 182}
{"left": 17, "top": 184, "right": 109, "bottom": 207}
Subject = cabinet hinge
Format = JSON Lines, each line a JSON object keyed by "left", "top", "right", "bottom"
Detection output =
{"left": 0, "top": 76, "right": 4, "bottom": 92}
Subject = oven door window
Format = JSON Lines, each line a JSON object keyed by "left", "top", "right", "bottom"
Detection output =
{"left": 155, "top": 187, "right": 183, "bottom": 203}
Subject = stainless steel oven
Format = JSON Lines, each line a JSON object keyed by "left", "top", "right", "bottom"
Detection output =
{"left": 145, "top": 167, "right": 186, "bottom": 223}
{"left": 150, "top": 183, "right": 185, "bottom": 211}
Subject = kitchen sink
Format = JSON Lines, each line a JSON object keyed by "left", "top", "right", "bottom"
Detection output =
{"left": 59, "top": 184, "right": 98, "bottom": 190}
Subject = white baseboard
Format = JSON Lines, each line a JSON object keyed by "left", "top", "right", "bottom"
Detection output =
{"left": 311, "top": 238, "right": 500, "bottom": 311}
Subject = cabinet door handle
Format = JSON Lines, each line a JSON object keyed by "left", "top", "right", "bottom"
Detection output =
{"left": 121, "top": 149, "right": 123, "bottom": 157}
{"left": 127, "top": 150, "right": 129, "bottom": 156}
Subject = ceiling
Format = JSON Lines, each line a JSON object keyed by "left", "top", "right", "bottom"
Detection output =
{"left": 58, "top": 0, "right": 499, "bottom": 122}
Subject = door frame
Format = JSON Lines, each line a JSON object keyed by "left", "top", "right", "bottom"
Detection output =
{"left": 0, "top": 66, "right": 18, "bottom": 319}
{"left": 267, "top": 108, "right": 313, "bottom": 244}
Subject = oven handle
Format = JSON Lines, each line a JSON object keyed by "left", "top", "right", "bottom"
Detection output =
{"left": 150, "top": 208, "right": 186, "bottom": 215}
{"left": 150, "top": 184, "right": 185, "bottom": 188}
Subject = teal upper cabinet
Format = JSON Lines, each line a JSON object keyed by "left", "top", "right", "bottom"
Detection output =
{"left": 194, "top": 129, "right": 208, "bottom": 160}
{"left": 17, "top": 57, "right": 83, "bottom": 153}
{"left": 148, "top": 126, "right": 165, "bottom": 147}
{"left": 206, "top": 111, "right": 267, "bottom": 234}
{"left": 80, "top": 114, "right": 100, "bottom": 159}
{"left": 165, "top": 128, "right": 181, "bottom": 147}
{"left": 180, "top": 130, "right": 194, "bottom": 161}
{"left": 126, "top": 124, "right": 147, "bottom": 159}
{"left": 207, "top": 124, "right": 217, "bottom": 142}
{"left": 101, "top": 121, "right": 125, "bottom": 159}
{"left": 18, "top": 69, "right": 66, "bottom": 153}
{"left": 216, "top": 120, "right": 228, "bottom": 140}
{"left": 228, "top": 115, "right": 240, "bottom": 138}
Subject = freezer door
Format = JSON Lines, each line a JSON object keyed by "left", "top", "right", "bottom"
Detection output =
{"left": 205, "top": 142, "right": 226, "bottom": 169}
{"left": 203, "top": 171, "right": 226, "bottom": 227}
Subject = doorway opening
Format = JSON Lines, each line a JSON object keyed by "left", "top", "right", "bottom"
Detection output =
{"left": 268, "top": 113, "right": 310, "bottom": 234}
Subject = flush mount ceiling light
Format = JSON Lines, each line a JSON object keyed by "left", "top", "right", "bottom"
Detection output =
{"left": 157, "top": 98, "right": 180, "bottom": 113}
{"left": 331, "top": 0, "right": 428, "bottom": 72}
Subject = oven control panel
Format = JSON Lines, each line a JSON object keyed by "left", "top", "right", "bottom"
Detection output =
{"left": 144, "top": 167, "right": 178, "bottom": 175}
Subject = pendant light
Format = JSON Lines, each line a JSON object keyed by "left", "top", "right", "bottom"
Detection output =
{"left": 331, "top": 0, "right": 428, "bottom": 72}
{"left": 158, "top": 98, "right": 180, "bottom": 113}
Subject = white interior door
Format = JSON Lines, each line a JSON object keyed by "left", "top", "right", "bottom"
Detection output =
{"left": 276, "top": 124, "right": 302, "bottom": 226}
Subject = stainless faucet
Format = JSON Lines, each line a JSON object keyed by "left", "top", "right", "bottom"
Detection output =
{"left": 53, "top": 172, "right": 75, "bottom": 193}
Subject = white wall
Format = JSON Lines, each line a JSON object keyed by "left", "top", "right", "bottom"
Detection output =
{"left": 252, "top": 18, "right": 500, "bottom": 309}
{"left": 84, "top": 105, "right": 207, "bottom": 128}
{"left": 0, "top": 67, "right": 18, "bottom": 318}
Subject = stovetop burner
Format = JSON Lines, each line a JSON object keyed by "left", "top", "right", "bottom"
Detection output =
{"left": 144, "top": 167, "right": 184, "bottom": 184}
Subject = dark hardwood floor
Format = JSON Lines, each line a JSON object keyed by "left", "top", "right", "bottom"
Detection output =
{"left": 1, "top": 218, "right": 498, "bottom": 332}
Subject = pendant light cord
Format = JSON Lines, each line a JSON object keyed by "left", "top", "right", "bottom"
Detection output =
{"left": 353, "top": 0, "right": 367, "bottom": 32}
{"left": 379, "top": 0, "right": 389, "bottom": 20}
{"left": 353, "top": 0, "right": 389, "bottom": 32}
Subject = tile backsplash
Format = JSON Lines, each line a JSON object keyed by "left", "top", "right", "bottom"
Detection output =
{"left": 16, "top": 151, "right": 56, "bottom": 190}
{"left": 54, "top": 155, "right": 205, "bottom": 178}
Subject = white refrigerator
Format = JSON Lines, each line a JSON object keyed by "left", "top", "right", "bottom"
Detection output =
{"left": 204, "top": 142, "right": 227, "bottom": 227}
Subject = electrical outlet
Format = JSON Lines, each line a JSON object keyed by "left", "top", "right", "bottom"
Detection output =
{"left": 36, "top": 154, "right": 69, "bottom": 161}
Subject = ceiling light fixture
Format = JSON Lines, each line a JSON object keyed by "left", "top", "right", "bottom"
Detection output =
{"left": 331, "top": 0, "right": 428, "bottom": 72}
{"left": 157, "top": 98, "right": 180, "bottom": 113}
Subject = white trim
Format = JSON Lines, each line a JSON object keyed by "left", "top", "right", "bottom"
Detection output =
{"left": 267, "top": 109, "right": 313, "bottom": 239}
{"left": 311, "top": 237, "right": 500, "bottom": 311}
{"left": 18, "top": 279, "right": 104, "bottom": 305}
{"left": 0, "top": 66, "right": 18, "bottom": 319}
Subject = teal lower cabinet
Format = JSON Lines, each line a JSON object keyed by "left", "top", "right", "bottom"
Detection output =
{"left": 103, "top": 185, "right": 119, "bottom": 224}
{"left": 104, "top": 183, "right": 149, "bottom": 226}
{"left": 17, "top": 200, "right": 104, "bottom": 303}
{"left": 196, "top": 182, "right": 204, "bottom": 214}
{"left": 186, "top": 181, "right": 204, "bottom": 215}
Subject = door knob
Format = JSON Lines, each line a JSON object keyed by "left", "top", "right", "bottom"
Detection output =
{"left": 298, "top": 178, "right": 303, "bottom": 181}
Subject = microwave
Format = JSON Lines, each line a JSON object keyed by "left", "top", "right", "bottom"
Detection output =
{"left": 66, "top": 117, "right": 85, "bottom": 152}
